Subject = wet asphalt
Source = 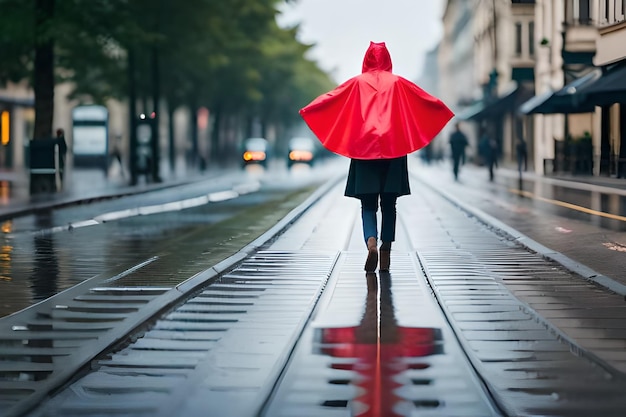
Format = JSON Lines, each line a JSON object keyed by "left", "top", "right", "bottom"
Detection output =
{"left": 1, "top": 156, "right": 626, "bottom": 416}
{"left": 413, "top": 159, "right": 626, "bottom": 289}
{"left": 0, "top": 162, "right": 337, "bottom": 318}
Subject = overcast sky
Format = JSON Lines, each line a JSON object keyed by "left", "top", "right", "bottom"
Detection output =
{"left": 277, "top": 0, "right": 445, "bottom": 84}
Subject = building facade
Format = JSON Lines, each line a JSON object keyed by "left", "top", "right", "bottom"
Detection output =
{"left": 441, "top": 0, "right": 625, "bottom": 178}
{"left": 531, "top": 0, "right": 598, "bottom": 175}
{"left": 436, "top": 0, "right": 477, "bottom": 157}
{"left": 592, "top": 0, "right": 626, "bottom": 177}
{"left": 525, "top": 0, "right": 625, "bottom": 177}
{"left": 438, "top": 0, "right": 479, "bottom": 157}
{"left": 0, "top": 82, "right": 35, "bottom": 170}
{"left": 441, "top": 0, "right": 536, "bottom": 168}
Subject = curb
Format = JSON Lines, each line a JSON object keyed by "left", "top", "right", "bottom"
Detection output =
{"left": 176, "top": 172, "right": 344, "bottom": 294}
{"left": 413, "top": 173, "right": 626, "bottom": 297}
{"left": 0, "top": 173, "right": 211, "bottom": 221}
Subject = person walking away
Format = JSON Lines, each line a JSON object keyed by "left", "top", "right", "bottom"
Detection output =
{"left": 300, "top": 42, "right": 453, "bottom": 272}
{"left": 55, "top": 128, "right": 68, "bottom": 184}
{"left": 479, "top": 131, "right": 498, "bottom": 181}
{"left": 110, "top": 134, "right": 125, "bottom": 178}
{"left": 345, "top": 157, "right": 410, "bottom": 272}
{"left": 449, "top": 122, "right": 469, "bottom": 180}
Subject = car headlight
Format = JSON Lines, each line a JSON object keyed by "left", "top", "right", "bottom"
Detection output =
{"left": 243, "top": 151, "right": 266, "bottom": 161}
{"left": 289, "top": 150, "right": 313, "bottom": 161}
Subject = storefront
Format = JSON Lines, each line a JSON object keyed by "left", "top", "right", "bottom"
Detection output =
{"left": 0, "top": 95, "right": 34, "bottom": 169}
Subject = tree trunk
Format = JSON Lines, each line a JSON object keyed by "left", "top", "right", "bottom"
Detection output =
{"left": 128, "top": 46, "right": 138, "bottom": 185}
{"left": 33, "top": 0, "right": 55, "bottom": 140}
{"left": 150, "top": 47, "right": 161, "bottom": 182}
{"left": 189, "top": 97, "right": 199, "bottom": 167}
{"left": 167, "top": 104, "right": 175, "bottom": 172}
{"left": 619, "top": 105, "right": 626, "bottom": 178}
{"left": 600, "top": 106, "right": 611, "bottom": 176}
{"left": 210, "top": 104, "right": 222, "bottom": 163}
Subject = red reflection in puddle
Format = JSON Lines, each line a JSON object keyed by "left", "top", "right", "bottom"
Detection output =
{"left": 316, "top": 273, "right": 441, "bottom": 416}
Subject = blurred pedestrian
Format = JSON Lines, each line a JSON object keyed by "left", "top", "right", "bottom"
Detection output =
{"left": 479, "top": 130, "right": 498, "bottom": 181}
{"left": 300, "top": 41, "right": 453, "bottom": 272}
{"left": 55, "top": 128, "right": 67, "bottom": 183}
{"left": 421, "top": 142, "right": 433, "bottom": 164}
{"left": 449, "top": 122, "right": 469, "bottom": 180}
{"left": 110, "top": 134, "right": 125, "bottom": 178}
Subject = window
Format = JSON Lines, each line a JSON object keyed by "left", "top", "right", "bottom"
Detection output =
{"left": 579, "top": 0, "right": 591, "bottom": 24}
{"left": 568, "top": 0, "right": 592, "bottom": 24}
{"left": 529, "top": 21, "right": 535, "bottom": 56}
{"left": 515, "top": 22, "right": 523, "bottom": 56}
{"left": 602, "top": 0, "right": 610, "bottom": 22}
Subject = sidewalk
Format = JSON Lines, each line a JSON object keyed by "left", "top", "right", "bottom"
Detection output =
{"left": 0, "top": 160, "right": 205, "bottom": 220}
{"left": 413, "top": 159, "right": 626, "bottom": 289}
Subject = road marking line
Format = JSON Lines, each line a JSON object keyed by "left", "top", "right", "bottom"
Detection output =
{"left": 509, "top": 188, "right": 626, "bottom": 222}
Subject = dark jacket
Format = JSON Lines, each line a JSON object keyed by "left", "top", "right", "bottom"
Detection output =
{"left": 344, "top": 156, "right": 410, "bottom": 198}
{"left": 479, "top": 135, "right": 497, "bottom": 163}
{"left": 449, "top": 131, "right": 468, "bottom": 155}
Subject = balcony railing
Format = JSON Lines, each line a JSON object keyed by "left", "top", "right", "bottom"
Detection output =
{"left": 565, "top": 0, "right": 593, "bottom": 26}
{"left": 595, "top": 0, "right": 626, "bottom": 27}
{"left": 564, "top": 0, "right": 626, "bottom": 27}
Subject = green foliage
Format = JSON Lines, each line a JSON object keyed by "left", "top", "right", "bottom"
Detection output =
{"left": 0, "top": 0, "right": 334, "bottom": 144}
{"left": 0, "top": 0, "right": 36, "bottom": 84}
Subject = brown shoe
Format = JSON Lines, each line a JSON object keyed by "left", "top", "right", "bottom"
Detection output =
{"left": 364, "top": 237, "right": 378, "bottom": 272}
{"left": 379, "top": 250, "right": 390, "bottom": 272}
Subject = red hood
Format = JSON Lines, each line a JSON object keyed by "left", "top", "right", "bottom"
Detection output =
{"left": 300, "top": 41, "right": 453, "bottom": 159}
{"left": 362, "top": 41, "right": 392, "bottom": 73}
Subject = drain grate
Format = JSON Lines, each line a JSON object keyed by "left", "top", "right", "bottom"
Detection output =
{"left": 261, "top": 252, "right": 500, "bottom": 417}
{"left": 407, "top": 178, "right": 626, "bottom": 417}
{"left": 24, "top": 250, "right": 338, "bottom": 417}
{"left": 0, "top": 285, "right": 171, "bottom": 417}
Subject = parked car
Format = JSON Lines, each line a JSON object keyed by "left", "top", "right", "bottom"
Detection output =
{"left": 287, "top": 137, "right": 317, "bottom": 168}
{"left": 241, "top": 137, "right": 269, "bottom": 167}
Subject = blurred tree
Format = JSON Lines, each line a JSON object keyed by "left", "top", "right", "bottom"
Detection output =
{"left": 203, "top": 2, "right": 335, "bottom": 162}
{"left": 33, "top": 0, "right": 55, "bottom": 141}
{"left": 257, "top": 23, "right": 335, "bottom": 134}
{"left": 0, "top": 0, "right": 333, "bottom": 163}
{"left": 0, "top": 1, "right": 34, "bottom": 86}
{"left": 0, "top": 0, "right": 140, "bottom": 139}
{"left": 0, "top": 0, "right": 55, "bottom": 139}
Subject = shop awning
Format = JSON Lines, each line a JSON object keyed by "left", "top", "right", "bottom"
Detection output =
{"left": 454, "top": 101, "right": 486, "bottom": 121}
{"left": 519, "top": 69, "right": 601, "bottom": 114}
{"left": 455, "top": 85, "right": 519, "bottom": 121}
{"left": 518, "top": 90, "right": 554, "bottom": 114}
{"left": 580, "top": 62, "right": 626, "bottom": 106}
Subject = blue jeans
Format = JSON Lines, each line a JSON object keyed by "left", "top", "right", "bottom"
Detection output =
{"left": 360, "top": 193, "right": 397, "bottom": 244}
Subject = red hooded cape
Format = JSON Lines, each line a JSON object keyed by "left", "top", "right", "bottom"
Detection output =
{"left": 300, "top": 42, "right": 454, "bottom": 159}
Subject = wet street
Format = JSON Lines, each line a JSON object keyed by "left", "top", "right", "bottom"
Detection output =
{"left": 2, "top": 157, "right": 625, "bottom": 320}
{"left": 413, "top": 160, "right": 626, "bottom": 287}
{"left": 2, "top": 0, "right": 625, "bottom": 415}
{"left": 0, "top": 162, "right": 339, "bottom": 318}
{"left": 1, "top": 157, "right": 626, "bottom": 416}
